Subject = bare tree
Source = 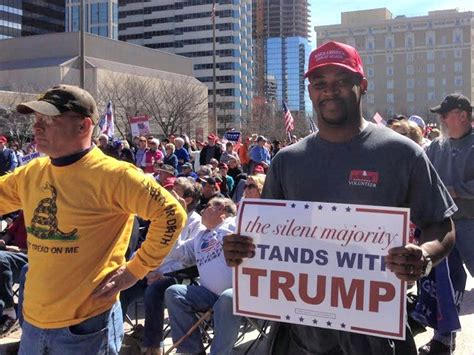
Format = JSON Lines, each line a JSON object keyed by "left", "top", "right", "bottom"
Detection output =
{"left": 0, "top": 91, "right": 36, "bottom": 146}
{"left": 144, "top": 77, "right": 208, "bottom": 137}
{"left": 97, "top": 72, "right": 208, "bottom": 139}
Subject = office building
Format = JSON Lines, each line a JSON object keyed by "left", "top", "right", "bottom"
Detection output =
{"left": 0, "top": 1, "right": 64, "bottom": 40}
{"left": 65, "top": 0, "right": 118, "bottom": 39}
{"left": 253, "top": 0, "right": 312, "bottom": 115}
{"left": 118, "top": 0, "right": 253, "bottom": 133}
{"left": 315, "top": 8, "right": 473, "bottom": 120}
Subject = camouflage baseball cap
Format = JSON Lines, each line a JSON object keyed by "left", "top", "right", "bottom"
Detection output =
{"left": 16, "top": 84, "right": 99, "bottom": 123}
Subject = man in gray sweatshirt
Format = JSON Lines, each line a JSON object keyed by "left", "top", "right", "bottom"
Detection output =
{"left": 421, "top": 93, "right": 474, "bottom": 355}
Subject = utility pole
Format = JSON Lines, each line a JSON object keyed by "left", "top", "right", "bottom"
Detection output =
{"left": 212, "top": 0, "right": 217, "bottom": 133}
{"left": 80, "top": 0, "right": 86, "bottom": 89}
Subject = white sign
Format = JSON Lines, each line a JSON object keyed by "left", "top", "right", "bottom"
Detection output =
{"left": 129, "top": 115, "right": 151, "bottom": 137}
{"left": 20, "top": 152, "right": 40, "bottom": 165}
{"left": 233, "top": 199, "right": 409, "bottom": 340}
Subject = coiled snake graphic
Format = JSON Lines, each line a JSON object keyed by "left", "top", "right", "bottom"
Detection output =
{"left": 30, "top": 183, "right": 78, "bottom": 240}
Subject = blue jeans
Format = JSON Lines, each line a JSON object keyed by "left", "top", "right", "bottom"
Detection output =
{"left": 19, "top": 301, "right": 123, "bottom": 355}
{"left": 143, "top": 277, "right": 176, "bottom": 348}
{"left": 165, "top": 286, "right": 241, "bottom": 355}
{"left": 433, "top": 219, "right": 473, "bottom": 345}
{"left": 0, "top": 251, "right": 28, "bottom": 315}
{"left": 452, "top": 219, "right": 474, "bottom": 277}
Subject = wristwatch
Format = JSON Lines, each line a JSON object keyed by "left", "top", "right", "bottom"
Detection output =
{"left": 421, "top": 250, "right": 433, "bottom": 277}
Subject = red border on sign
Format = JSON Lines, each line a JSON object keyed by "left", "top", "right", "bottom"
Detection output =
{"left": 355, "top": 207, "right": 409, "bottom": 339}
{"left": 234, "top": 202, "right": 408, "bottom": 339}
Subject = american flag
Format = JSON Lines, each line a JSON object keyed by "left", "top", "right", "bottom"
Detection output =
{"left": 99, "top": 101, "right": 115, "bottom": 138}
{"left": 211, "top": 1, "right": 216, "bottom": 20}
{"left": 283, "top": 102, "right": 295, "bottom": 133}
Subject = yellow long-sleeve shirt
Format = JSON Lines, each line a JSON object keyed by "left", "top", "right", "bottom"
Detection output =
{"left": 0, "top": 147, "right": 186, "bottom": 328}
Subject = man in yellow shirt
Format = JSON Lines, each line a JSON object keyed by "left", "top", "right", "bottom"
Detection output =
{"left": 0, "top": 84, "right": 186, "bottom": 354}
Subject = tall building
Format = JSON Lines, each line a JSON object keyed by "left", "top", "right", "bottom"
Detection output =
{"left": 65, "top": 0, "right": 118, "bottom": 39}
{"left": 118, "top": 0, "right": 253, "bottom": 133}
{"left": 315, "top": 8, "right": 474, "bottom": 121}
{"left": 0, "top": 1, "right": 64, "bottom": 40}
{"left": 253, "top": 0, "right": 312, "bottom": 115}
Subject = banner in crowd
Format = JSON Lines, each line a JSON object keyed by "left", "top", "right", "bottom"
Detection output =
{"left": 20, "top": 152, "right": 40, "bottom": 165}
{"left": 233, "top": 199, "right": 409, "bottom": 340}
{"left": 99, "top": 101, "right": 115, "bottom": 138}
{"left": 224, "top": 130, "right": 241, "bottom": 143}
{"left": 129, "top": 115, "right": 151, "bottom": 137}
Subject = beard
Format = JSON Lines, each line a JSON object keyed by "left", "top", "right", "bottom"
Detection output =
{"left": 316, "top": 98, "right": 350, "bottom": 126}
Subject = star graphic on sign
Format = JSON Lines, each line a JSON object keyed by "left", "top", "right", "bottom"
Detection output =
{"left": 299, "top": 317, "right": 304, "bottom": 322}
{"left": 291, "top": 203, "right": 296, "bottom": 208}
{"left": 285, "top": 315, "right": 290, "bottom": 320}
{"left": 318, "top": 205, "right": 323, "bottom": 210}
{"left": 304, "top": 204, "right": 310, "bottom": 209}
{"left": 327, "top": 321, "right": 332, "bottom": 326}
{"left": 331, "top": 206, "right": 337, "bottom": 211}
{"left": 346, "top": 207, "right": 351, "bottom": 212}
{"left": 341, "top": 323, "right": 346, "bottom": 328}
{"left": 312, "top": 319, "right": 318, "bottom": 324}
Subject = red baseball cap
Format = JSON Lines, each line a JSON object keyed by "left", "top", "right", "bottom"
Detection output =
{"left": 304, "top": 41, "right": 364, "bottom": 79}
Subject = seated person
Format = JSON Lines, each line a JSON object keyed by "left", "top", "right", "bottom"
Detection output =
{"left": 165, "top": 197, "right": 240, "bottom": 355}
{"left": 120, "top": 178, "right": 203, "bottom": 355}
{"left": 0, "top": 211, "right": 27, "bottom": 338}
{"left": 195, "top": 176, "right": 224, "bottom": 214}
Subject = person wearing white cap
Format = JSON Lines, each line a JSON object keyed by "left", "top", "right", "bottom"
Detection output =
{"left": 408, "top": 115, "right": 431, "bottom": 148}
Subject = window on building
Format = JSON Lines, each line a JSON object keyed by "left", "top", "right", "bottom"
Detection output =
{"left": 405, "top": 33, "right": 414, "bottom": 48}
{"left": 426, "top": 31, "right": 435, "bottom": 47}
{"left": 454, "top": 76, "right": 463, "bottom": 87}
{"left": 427, "top": 78, "right": 435, "bottom": 87}
{"left": 368, "top": 82, "right": 375, "bottom": 91}
{"left": 454, "top": 62, "right": 462, "bottom": 72}
{"left": 366, "top": 67, "right": 374, "bottom": 77}
{"left": 387, "top": 80, "right": 394, "bottom": 89}
{"left": 366, "top": 37, "right": 374, "bottom": 50}
{"left": 406, "top": 52, "right": 414, "bottom": 62}
{"left": 454, "top": 49, "right": 462, "bottom": 58}
{"left": 385, "top": 35, "right": 394, "bottom": 49}
{"left": 441, "top": 78, "right": 447, "bottom": 86}
{"left": 453, "top": 29, "right": 463, "bottom": 44}
{"left": 427, "top": 63, "right": 435, "bottom": 73}
{"left": 407, "top": 65, "right": 414, "bottom": 75}
{"left": 427, "top": 92, "right": 436, "bottom": 101}
{"left": 407, "top": 92, "right": 414, "bottom": 102}
{"left": 386, "top": 66, "right": 394, "bottom": 76}
{"left": 426, "top": 51, "right": 434, "bottom": 61}
{"left": 366, "top": 55, "right": 374, "bottom": 64}
{"left": 366, "top": 94, "right": 375, "bottom": 104}
{"left": 99, "top": 3, "right": 108, "bottom": 23}
{"left": 387, "top": 93, "right": 394, "bottom": 103}
{"left": 407, "top": 78, "right": 414, "bottom": 89}
{"left": 386, "top": 54, "right": 393, "bottom": 63}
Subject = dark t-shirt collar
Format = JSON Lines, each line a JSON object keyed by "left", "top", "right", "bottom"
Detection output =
{"left": 51, "top": 146, "right": 93, "bottom": 167}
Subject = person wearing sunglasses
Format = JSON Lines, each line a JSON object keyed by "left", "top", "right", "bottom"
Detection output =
{"left": 243, "top": 174, "right": 266, "bottom": 199}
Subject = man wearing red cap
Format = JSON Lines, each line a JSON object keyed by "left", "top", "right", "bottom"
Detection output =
{"left": 223, "top": 41, "right": 456, "bottom": 354}
{"left": 199, "top": 134, "right": 222, "bottom": 166}
{"left": 0, "top": 136, "right": 18, "bottom": 176}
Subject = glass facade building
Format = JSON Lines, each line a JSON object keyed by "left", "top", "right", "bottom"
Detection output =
{"left": 266, "top": 37, "right": 312, "bottom": 113}
{"left": 66, "top": 0, "right": 118, "bottom": 39}
{"left": 119, "top": 0, "right": 253, "bottom": 132}
{"left": 0, "top": 1, "right": 64, "bottom": 40}
{"left": 0, "top": 2, "right": 22, "bottom": 40}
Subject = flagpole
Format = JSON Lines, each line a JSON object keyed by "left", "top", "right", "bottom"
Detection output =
{"left": 80, "top": 0, "right": 85, "bottom": 89}
{"left": 212, "top": 0, "right": 217, "bottom": 134}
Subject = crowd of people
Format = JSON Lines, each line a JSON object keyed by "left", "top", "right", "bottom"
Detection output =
{"left": 0, "top": 39, "right": 472, "bottom": 355}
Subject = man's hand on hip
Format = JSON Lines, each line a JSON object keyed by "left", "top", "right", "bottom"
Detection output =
{"left": 92, "top": 265, "right": 138, "bottom": 299}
